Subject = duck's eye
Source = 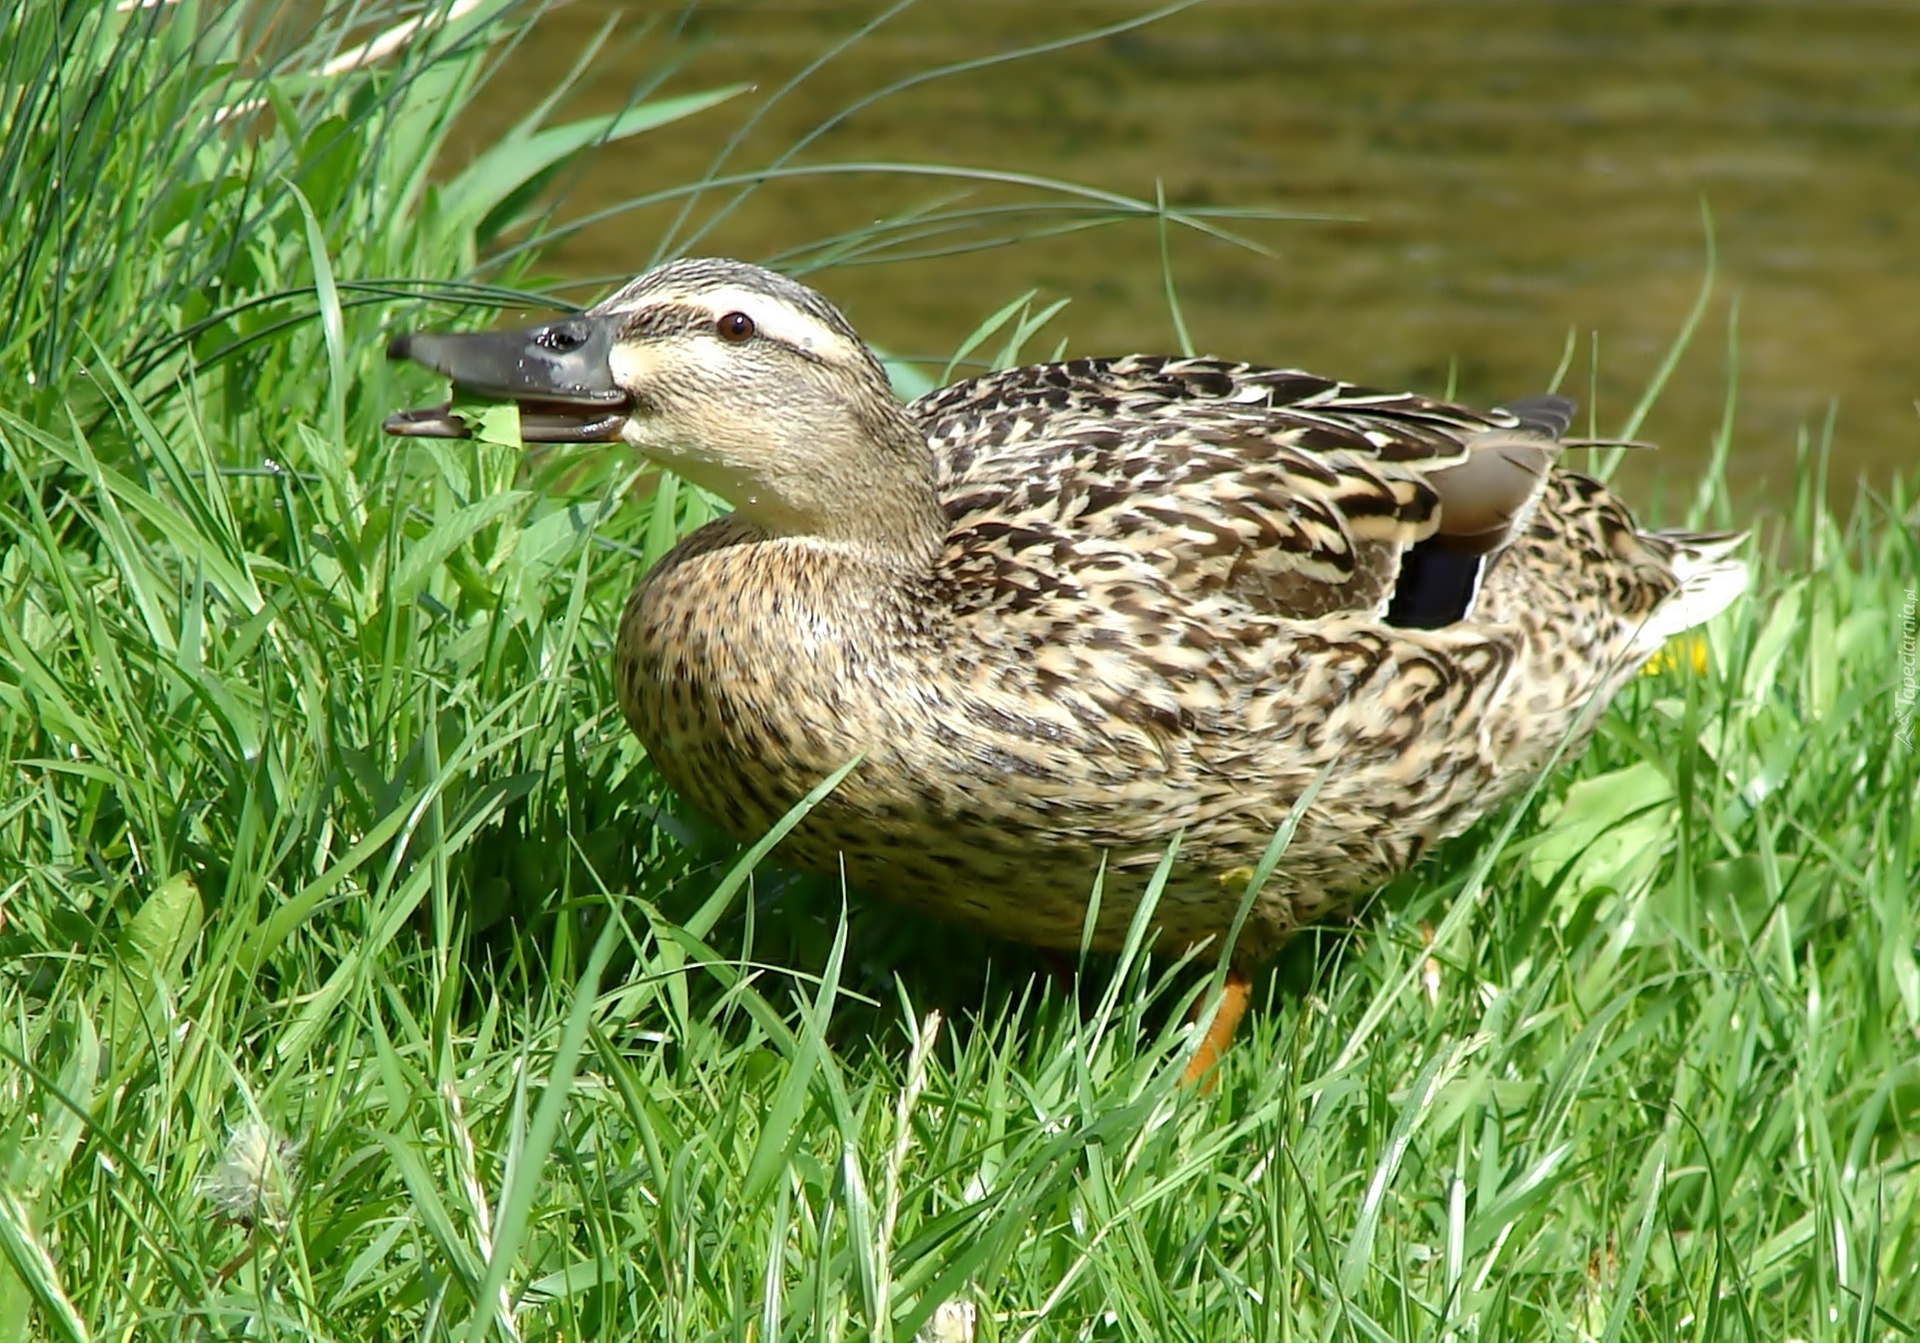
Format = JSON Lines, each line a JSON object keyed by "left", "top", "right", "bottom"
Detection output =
{"left": 715, "top": 311, "right": 756, "bottom": 343}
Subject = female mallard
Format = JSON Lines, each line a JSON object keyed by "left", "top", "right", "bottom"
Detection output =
{"left": 386, "top": 257, "right": 1747, "bottom": 1079}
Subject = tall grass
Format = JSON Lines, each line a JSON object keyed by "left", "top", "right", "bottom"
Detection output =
{"left": 2, "top": 3, "right": 1918, "bottom": 1341}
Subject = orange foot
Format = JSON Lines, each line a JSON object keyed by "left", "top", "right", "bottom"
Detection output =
{"left": 1181, "top": 966, "right": 1252, "bottom": 1090}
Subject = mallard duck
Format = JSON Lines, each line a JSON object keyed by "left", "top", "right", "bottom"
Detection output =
{"left": 386, "top": 257, "right": 1747, "bottom": 1081}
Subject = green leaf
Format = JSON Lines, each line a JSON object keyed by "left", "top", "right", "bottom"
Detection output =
{"left": 467, "top": 402, "right": 524, "bottom": 451}
{"left": 117, "top": 873, "right": 203, "bottom": 982}
{"left": 104, "top": 874, "right": 204, "bottom": 1059}
{"left": 1529, "top": 761, "right": 1675, "bottom": 896}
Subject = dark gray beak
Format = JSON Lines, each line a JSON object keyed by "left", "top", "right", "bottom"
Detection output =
{"left": 383, "top": 313, "right": 630, "bottom": 443}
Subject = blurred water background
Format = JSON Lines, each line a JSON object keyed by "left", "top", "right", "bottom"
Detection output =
{"left": 456, "top": 1, "right": 1920, "bottom": 508}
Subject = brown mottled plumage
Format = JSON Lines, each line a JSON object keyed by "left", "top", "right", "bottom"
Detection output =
{"left": 387, "top": 257, "right": 1748, "bottom": 1067}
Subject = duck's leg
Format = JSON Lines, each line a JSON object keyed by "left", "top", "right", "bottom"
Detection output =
{"left": 1181, "top": 965, "right": 1252, "bottom": 1089}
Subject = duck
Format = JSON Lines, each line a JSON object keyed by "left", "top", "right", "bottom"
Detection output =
{"left": 385, "top": 257, "right": 1748, "bottom": 1083}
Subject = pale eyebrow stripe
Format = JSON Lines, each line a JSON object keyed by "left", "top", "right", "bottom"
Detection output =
{"left": 693, "top": 285, "right": 857, "bottom": 359}
{"left": 607, "top": 286, "right": 863, "bottom": 370}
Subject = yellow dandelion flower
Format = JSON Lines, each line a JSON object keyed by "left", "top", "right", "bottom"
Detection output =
{"left": 1641, "top": 634, "right": 1709, "bottom": 678}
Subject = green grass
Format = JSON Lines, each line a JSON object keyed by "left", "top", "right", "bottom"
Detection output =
{"left": 3, "top": 3, "right": 1919, "bottom": 1342}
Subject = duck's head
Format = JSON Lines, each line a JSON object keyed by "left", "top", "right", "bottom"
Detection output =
{"left": 386, "top": 257, "right": 943, "bottom": 557}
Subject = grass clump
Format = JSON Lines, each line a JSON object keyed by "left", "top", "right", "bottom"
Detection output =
{"left": 3, "top": 3, "right": 1919, "bottom": 1342}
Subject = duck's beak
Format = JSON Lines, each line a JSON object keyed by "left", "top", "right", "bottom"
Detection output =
{"left": 383, "top": 313, "right": 630, "bottom": 443}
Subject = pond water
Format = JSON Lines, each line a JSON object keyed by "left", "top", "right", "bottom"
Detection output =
{"left": 460, "top": 1, "right": 1920, "bottom": 512}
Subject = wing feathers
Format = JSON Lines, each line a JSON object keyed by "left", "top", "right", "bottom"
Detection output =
{"left": 916, "top": 357, "right": 1600, "bottom": 628}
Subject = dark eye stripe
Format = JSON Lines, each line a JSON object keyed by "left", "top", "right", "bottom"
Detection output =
{"left": 617, "top": 303, "right": 709, "bottom": 341}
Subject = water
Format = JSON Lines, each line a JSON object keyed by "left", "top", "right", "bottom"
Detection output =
{"left": 461, "top": 1, "right": 1920, "bottom": 509}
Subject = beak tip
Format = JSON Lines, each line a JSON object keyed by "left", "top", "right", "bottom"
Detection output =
{"left": 386, "top": 333, "right": 417, "bottom": 363}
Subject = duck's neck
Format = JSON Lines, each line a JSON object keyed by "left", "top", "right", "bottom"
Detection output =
{"left": 730, "top": 402, "right": 948, "bottom": 572}
{"left": 837, "top": 411, "right": 949, "bottom": 568}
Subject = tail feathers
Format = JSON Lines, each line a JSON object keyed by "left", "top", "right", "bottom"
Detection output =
{"left": 1495, "top": 394, "right": 1576, "bottom": 439}
{"left": 1633, "top": 530, "right": 1750, "bottom": 653}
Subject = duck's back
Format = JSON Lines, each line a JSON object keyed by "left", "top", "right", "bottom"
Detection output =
{"left": 620, "top": 355, "right": 1745, "bottom": 961}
